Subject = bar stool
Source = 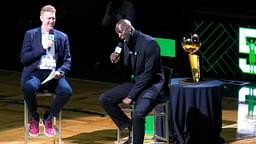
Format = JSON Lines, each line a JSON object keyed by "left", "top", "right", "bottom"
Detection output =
{"left": 116, "top": 104, "right": 134, "bottom": 144}
{"left": 116, "top": 66, "right": 173, "bottom": 144}
{"left": 116, "top": 101, "right": 169, "bottom": 144}
{"left": 149, "top": 100, "right": 169, "bottom": 143}
{"left": 24, "top": 90, "right": 62, "bottom": 144}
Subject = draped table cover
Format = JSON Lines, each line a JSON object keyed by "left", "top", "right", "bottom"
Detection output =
{"left": 156, "top": 77, "right": 225, "bottom": 144}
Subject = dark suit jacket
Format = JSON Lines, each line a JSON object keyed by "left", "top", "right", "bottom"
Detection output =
{"left": 20, "top": 27, "right": 72, "bottom": 86}
{"left": 122, "top": 30, "right": 165, "bottom": 100}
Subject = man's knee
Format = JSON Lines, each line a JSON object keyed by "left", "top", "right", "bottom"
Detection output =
{"left": 22, "top": 81, "right": 37, "bottom": 94}
{"left": 98, "top": 93, "right": 108, "bottom": 104}
{"left": 133, "top": 110, "right": 147, "bottom": 121}
{"left": 56, "top": 87, "right": 72, "bottom": 98}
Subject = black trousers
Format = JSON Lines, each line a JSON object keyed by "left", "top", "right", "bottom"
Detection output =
{"left": 98, "top": 82, "right": 158, "bottom": 144}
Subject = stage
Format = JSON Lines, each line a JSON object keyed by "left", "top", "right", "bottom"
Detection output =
{"left": 0, "top": 70, "right": 255, "bottom": 144}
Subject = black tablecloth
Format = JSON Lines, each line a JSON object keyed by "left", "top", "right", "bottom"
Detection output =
{"left": 158, "top": 77, "right": 225, "bottom": 144}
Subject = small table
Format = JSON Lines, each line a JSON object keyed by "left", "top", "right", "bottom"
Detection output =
{"left": 168, "top": 77, "right": 224, "bottom": 144}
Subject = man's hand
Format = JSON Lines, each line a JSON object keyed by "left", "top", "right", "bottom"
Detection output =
{"left": 110, "top": 52, "right": 120, "bottom": 63}
{"left": 54, "top": 71, "right": 63, "bottom": 79}
{"left": 122, "top": 96, "right": 132, "bottom": 105}
{"left": 43, "top": 39, "right": 54, "bottom": 50}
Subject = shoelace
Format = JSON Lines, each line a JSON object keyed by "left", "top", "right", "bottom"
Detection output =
{"left": 30, "top": 119, "right": 39, "bottom": 128}
{"left": 45, "top": 120, "right": 53, "bottom": 128}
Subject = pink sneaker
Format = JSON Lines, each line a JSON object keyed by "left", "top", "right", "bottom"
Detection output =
{"left": 28, "top": 118, "right": 39, "bottom": 137}
{"left": 43, "top": 119, "right": 55, "bottom": 137}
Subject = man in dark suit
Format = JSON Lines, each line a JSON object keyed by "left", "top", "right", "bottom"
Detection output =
{"left": 20, "top": 5, "right": 72, "bottom": 137}
{"left": 98, "top": 19, "right": 166, "bottom": 144}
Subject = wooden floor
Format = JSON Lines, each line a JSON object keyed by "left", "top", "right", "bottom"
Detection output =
{"left": 0, "top": 70, "right": 255, "bottom": 144}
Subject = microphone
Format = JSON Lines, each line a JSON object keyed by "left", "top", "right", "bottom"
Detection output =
{"left": 48, "top": 30, "right": 54, "bottom": 41}
{"left": 47, "top": 30, "right": 54, "bottom": 51}
{"left": 114, "top": 42, "right": 123, "bottom": 54}
{"left": 111, "top": 42, "right": 123, "bottom": 63}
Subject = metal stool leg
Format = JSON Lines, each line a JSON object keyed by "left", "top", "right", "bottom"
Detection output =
{"left": 116, "top": 127, "right": 131, "bottom": 144}
{"left": 117, "top": 127, "right": 121, "bottom": 144}
{"left": 24, "top": 100, "right": 28, "bottom": 144}
{"left": 58, "top": 110, "right": 62, "bottom": 144}
{"left": 165, "top": 102, "right": 169, "bottom": 144}
{"left": 52, "top": 110, "right": 62, "bottom": 144}
{"left": 116, "top": 106, "right": 133, "bottom": 144}
{"left": 153, "top": 101, "right": 170, "bottom": 143}
{"left": 24, "top": 92, "right": 63, "bottom": 144}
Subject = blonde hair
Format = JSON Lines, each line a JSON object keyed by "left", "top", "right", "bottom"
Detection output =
{"left": 40, "top": 5, "right": 56, "bottom": 16}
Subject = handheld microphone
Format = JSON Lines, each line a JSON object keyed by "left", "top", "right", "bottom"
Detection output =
{"left": 114, "top": 42, "right": 123, "bottom": 54}
{"left": 48, "top": 30, "right": 54, "bottom": 41}
{"left": 47, "top": 30, "right": 54, "bottom": 51}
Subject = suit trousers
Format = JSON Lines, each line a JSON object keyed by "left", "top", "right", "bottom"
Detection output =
{"left": 22, "top": 70, "right": 72, "bottom": 121}
{"left": 98, "top": 82, "right": 158, "bottom": 144}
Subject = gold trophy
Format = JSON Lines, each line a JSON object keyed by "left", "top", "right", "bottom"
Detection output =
{"left": 181, "top": 33, "right": 201, "bottom": 82}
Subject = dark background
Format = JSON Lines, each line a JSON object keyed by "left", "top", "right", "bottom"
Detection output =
{"left": 6, "top": 0, "right": 256, "bottom": 83}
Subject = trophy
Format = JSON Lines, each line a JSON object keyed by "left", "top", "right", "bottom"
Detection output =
{"left": 181, "top": 33, "right": 201, "bottom": 82}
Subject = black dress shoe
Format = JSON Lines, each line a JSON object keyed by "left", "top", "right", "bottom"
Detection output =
{"left": 122, "top": 137, "right": 131, "bottom": 144}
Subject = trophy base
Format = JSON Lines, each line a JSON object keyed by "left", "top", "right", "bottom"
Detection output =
{"left": 179, "top": 78, "right": 206, "bottom": 84}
